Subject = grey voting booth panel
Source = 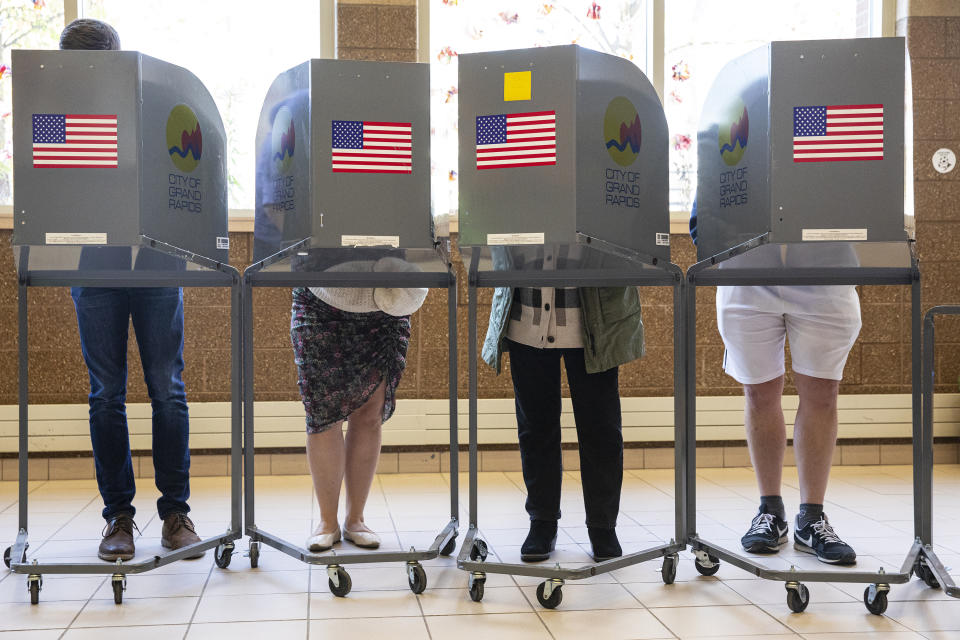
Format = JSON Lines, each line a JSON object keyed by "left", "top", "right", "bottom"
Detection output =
{"left": 12, "top": 49, "right": 228, "bottom": 268}
{"left": 457, "top": 45, "right": 670, "bottom": 261}
{"left": 456, "top": 46, "right": 685, "bottom": 609}
{"left": 244, "top": 59, "right": 457, "bottom": 596}
{"left": 254, "top": 59, "right": 432, "bottom": 263}
{"left": 685, "top": 38, "right": 922, "bottom": 615}
{"left": 5, "top": 50, "right": 241, "bottom": 605}
{"left": 695, "top": 37, "right": 908, "bottom": 262}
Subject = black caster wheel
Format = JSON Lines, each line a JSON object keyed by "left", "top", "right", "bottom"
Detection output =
{"left": 328, "top": 567, "right": 352, "bottom": 597}
{"left": 214, "top": 543, "right": 234, "bottom": 569}
{"left": 786, "top": 583, "right": 810, "bottom": 613}
{"left": 468, "top": 575, "right": 485, "bottom": 602}
{"left": 29, "top": 578, "right": 40, "bottom": 605}
{"left": 469, "top": 539, "right": 488, "bottom": 562}
{"left": 536, "top": 582, "right": 563, "bottom": 609}
{"left": 111, "top": 578, "right": 125, "bottom": 605}
{"left": 3, "top": 546, "right": 10, "bottom": 569}
{"left": 695, "top": 554, "right": 720, "bottom": 576}
{"left": 408, "top": 563, "right": 427, "bottom": 594}
{"left": 863, "top": 585, "right": 888, "bottom": 615}
{"left": 249, "top": 542, "right": 260, "bottom": 569}
{"left": 661, "top": 554, "right": 678, "bottom": 585}
{"left": 440, "top": 535, "right": 458, "bottom": 557}
{"left": 915, "top": 560, "right": 940, "bottom": 589}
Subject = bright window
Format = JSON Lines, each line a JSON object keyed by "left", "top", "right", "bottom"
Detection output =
{"left": 0, "top": 0, "right": 67, "bottom": 205}
{"left": 82, "top": 0, "right": 323, "bottom": 211}
{"left": 429, "top": 0, "right": 649, "bottom": 224}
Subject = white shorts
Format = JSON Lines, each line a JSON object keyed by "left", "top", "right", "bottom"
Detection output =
{"left": 716, "top": 285, "right": 861, "bottom": 385}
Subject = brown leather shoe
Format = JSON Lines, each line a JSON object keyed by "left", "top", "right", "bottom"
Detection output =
{"left": 161, "top": 512, "right": 204, "bottom": 559}
{"left": 99, "top": 514, "right": 137, "bottom": 562}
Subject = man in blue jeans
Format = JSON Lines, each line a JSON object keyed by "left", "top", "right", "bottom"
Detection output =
{"left": 61, "top": 19, "right": 202, "bottom": 562}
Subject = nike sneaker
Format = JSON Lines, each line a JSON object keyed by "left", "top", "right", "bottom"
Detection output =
{"left": 741, "top": 506, "right": 789, "bottom": 553}
{"left": 794, "top": 513, "right": 857, "bottom": 565}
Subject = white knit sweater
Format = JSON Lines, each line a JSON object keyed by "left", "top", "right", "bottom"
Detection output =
{"left": 309, "top": 257, "right": 428, "bottom": 316}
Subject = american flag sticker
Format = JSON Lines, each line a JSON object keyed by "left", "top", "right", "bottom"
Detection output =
{"left": 32, "top": 114, "right": 118, "bottom": 168}
{"left": 331, "top": 120, "right": 412, "bottom": 173}
{"left": 793, "top": 104, "right": 883, "bottom": 162}
{"left": 476, "top": 110, "right": 556, "bottom": 170}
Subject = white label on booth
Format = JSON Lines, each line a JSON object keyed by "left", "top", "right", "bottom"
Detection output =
{"left": 802, "top": 228, "right": 868, "bottom": 242}
{"left": 45, "top": 233, "right": 107, "bottom": 245}
{"left": 656, "top": 233, "right": 670, "bottom": 246}
{"left": 933, "top": 148, "right": 956, "bottom": 174}
{"left": 486, "top": 233, "right": 545, "bottom": 245}
{"left": 216, "top": 237, "right": 230, "bottom": 250}
{"left": 341, "top": 235, "right": 400, "bottom": 248}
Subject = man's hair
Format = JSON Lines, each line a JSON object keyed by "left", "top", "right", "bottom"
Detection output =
{"left": 59, "top": 19, "right": 120, "bottom": 51}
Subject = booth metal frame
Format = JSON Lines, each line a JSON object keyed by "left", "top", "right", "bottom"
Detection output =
{"left": 458, "top": 237, "right": 687, "bottom": 610}
{"left": 913, "top": 304, "right": 960, "bottom": 598}
{"left": 3, "top": 244, "right": 244, "bottom": 605}
{"left": 683, "top": 237, "right": 924, "bottom": 614}
{"left": 241, "top": 245, "right": 460, "bottom": 597}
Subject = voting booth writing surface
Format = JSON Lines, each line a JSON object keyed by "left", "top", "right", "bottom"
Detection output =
{"left": 253, "top": 59, "right": 443, "bottom": 273}
{"left": 12, "top": 49, "right": 229, "bottom": 272}
{"left": 457, "top": 45, "right": 670, "bottom": 269}
{"left": 695, "top": 37, "right": 910, "bottom": 267}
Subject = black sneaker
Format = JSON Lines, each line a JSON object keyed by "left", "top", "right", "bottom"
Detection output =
{"left": 588, "top": 527, "right": 622, "bottom": 562}
{"left": 741, "top": 506, "right": 789, "bottom": 554}
{"left": 520, "top": 520, "right": 557, "bottom": 562}
{"left": 793, "top": 513, "right": 857, "bottom": 565}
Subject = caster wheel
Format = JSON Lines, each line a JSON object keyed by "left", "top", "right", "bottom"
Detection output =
{"left": 3, "top": 546, "right": 10, "bottom": 569}
{"left": 214, "top": 543, "right": 233, "bottom": 569}
{"left": 661, "top": 554, "right": 678, "bottom": 585}
{"left": 440, "top": 535, "right": 458, "bottom": 557}
{"left": 915, "top": 560, "right": 940, "bottom": 589}
{"left": 249, "top": 542, "right": 260, "bottom": 569}
{"left": 469, "top": 539, "right": 488, "bottom": 562}
{"left": 29, "top": 579, "right": 40, "bottom": 605}
{"left": 695, "top": 554, "right": 720, "bottom": 576}
{"left": 786, "top": 583, "right": 810, "bottom": 613}
{"left": 111, "top": 579, "right": 125, "bottom": 605}
{"left": 468, "top": 576, "right": 485, "bottom": 602}
{"left": 863, "top": 586, "right": 888, "bottom": 615}
{"left": 536, "top": 582, "right": 563, "bottom": 609}
{"left": 408, "top": 563, "right": 427, "bottom": 594}
{"left": 328, "top": 567, "right": 352, "bottom": 597}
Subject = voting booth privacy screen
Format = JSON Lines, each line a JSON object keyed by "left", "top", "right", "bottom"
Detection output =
{"left": 11, "top": 49, "right": 229, "bottom": 271}
{"left": 457, "top": 45, "right": 670, "bottom": 263}
{"left": 253, "top": 59, "right": 435, "bottom": 267}
{"left": 695, "top": 37, "right": 909, "bottom": 263}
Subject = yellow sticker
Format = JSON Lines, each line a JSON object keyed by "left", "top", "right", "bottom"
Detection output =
{"left": 503, "top": 71, "right": 532, "bottom": 101}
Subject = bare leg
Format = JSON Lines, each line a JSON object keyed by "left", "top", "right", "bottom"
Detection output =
{"left": 792, "top": 372, "right": 839, "bottom": 504}
{"left": 307, "top": 423, "right": 345, "bottom": 536}
{"left": 343, "top": 381, "right": 386, "bottom": 532}
{"left": 743, "top": 376, "right": 787, "bottom": 496}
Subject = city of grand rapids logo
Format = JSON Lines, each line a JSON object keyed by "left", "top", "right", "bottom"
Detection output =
{"left": 719, "top": 99, "right": 748, "bottom": 166}
{"left": 603, "top": 96, "right": 641, "bottom": 167}
{"left": 272, "top": 106, "right": 295, "bottom": 173}
{"left": 166, "top": 104, "right": 202, "bottom": 172}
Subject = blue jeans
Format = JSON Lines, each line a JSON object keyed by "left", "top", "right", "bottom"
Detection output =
{"left": 71, "top": 287, "right": 191, "bottom": 520}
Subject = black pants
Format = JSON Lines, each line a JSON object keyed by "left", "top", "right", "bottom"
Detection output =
{"left": 506, "top": 339, "right": 623, "bottom": 529}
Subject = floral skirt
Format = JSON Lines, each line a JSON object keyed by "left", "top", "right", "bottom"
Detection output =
{"left": 290, "top": 287, "right": 410, "bottom": 433}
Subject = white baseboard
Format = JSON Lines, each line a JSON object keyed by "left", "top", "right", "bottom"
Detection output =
{"left": 1, "top": 393, "right": 958, "bottom": 454}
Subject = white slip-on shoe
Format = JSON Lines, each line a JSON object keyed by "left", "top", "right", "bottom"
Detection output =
{"left": 306, "top": 528, "right": 341, "bottom": 552}
{"left": 343, "top": 527, "right": 381, "bottom": 549}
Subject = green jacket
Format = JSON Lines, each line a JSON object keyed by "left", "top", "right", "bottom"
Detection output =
{"left": 482, "top": 284, "right": 645, "bottom": 375}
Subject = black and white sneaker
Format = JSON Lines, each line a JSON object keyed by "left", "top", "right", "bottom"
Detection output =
{"left": 793, "top": 513, "right": 857, "bottom": 565}
{"left": 741, "top": 506, "right": 789, "bottom": 554}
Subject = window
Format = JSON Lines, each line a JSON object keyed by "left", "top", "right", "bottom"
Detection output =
{"left": 429, "top": 0, "right": 649, "bottom": 225}
{"left": 0, "top": 0, "right": 66, "bottom": 205}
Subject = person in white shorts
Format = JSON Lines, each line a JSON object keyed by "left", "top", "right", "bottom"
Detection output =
{"left": 719, "top": 280, "right": 861, "bottom": 565}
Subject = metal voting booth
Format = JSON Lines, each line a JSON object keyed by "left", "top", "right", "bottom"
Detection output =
{"left": 457, "top": 45, "right": 686, "bottom": 609}
{"left": 5, "top": 50, "right": 242, "bottom": 604}
{"left": 245, "top": 59, "right": 458, "bottom": 596}
{"left": 686, "top": 37, "right": 921, "bottom": 614}
{"left": 917, "top": 305, "right": 960, "bottom": 599}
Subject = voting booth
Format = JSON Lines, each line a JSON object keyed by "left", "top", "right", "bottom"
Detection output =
{"left": 5, "top": 50, "right": 241, "bottom": 603}
{"left": 12, "top": 49, "right": 229, "bottom": 271}
{"left": 454, "top": 45, "right": 685, "bottom": 610}
{"left": 694, "top": 37, "right": 909, "bottom": 263}
{"left": 244, "top": 59, "right": 458, "bottom": 594}
{"left": 457, "top": 44, "right": 670, "bottom": 263}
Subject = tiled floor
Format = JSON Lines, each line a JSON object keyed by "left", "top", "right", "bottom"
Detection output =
{"left": 1, "top": 465, "right": 959, "bottom": 639}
